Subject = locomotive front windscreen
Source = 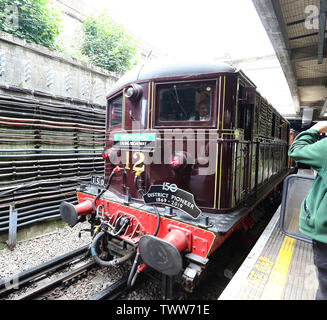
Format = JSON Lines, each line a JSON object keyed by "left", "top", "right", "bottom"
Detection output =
{"left": 158, "top": 81, "right": 214, "bottom": 122}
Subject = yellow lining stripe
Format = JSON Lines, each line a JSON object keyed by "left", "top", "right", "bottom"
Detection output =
{"left": 217, "top": 145, "right": 223, "bottom": 209}
{"left": 213, "top": 143, "right": 219, "bottom": 209}
{"left": 217, "top": 77, "right": 222, "bottom": 129}
{"left": 231, "top": 140, "right": 237, "bottom": 207}
{"left": 213, "top": 77, "right": 222, "bottom": 209}
{"left": 122, "top": 88, "right": 126, "bottom": 129}
{"left": 217, "top": 77, "right": 226, "bottom": 209}
{"left": 235, "top": 77, "right": 239, "bottom": 127}
{"left": 147, "top": 82, "right": 151, "bottom": 129}
{"left": 150, "top": 82, "right": 154, "bottom": 129}
{"left": 261, "top": 236, "right": 295, "bottom": 300}
{"left": 221, "top": 76, "right": 226, "bottom": 130}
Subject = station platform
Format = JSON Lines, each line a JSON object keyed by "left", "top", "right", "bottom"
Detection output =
{"left": 218, "top": 204, "right": 319, "bottom": 300}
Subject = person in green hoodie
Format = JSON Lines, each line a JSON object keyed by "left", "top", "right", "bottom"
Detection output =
{"left": 288, "top": 121, "right": 327, "bottom": 300}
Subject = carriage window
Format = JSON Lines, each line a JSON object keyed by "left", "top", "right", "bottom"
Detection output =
{"left": 110, "top": 95, "right": 123, "bottom": 126}
{"left": 237, "top": 85, "right": 245, "bottom": 129}
{"left": 237, "top": 85, "right": 253, "bottom": 141}
{"left": 158, "top": 82, "right": 214, "bottom": 122}
{"left": 271, "top": 113, "right": 276, "bottom": 137}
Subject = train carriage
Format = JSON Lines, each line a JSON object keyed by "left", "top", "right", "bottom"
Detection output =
{"left": 60, "top": 59, "right": 290, "bottom": 296}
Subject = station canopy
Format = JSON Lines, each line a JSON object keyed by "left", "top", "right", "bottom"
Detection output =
{"left": 252, "top": 0, "right": 327, "bottom": 127}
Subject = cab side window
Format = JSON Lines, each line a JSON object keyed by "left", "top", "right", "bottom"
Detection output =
{"left": 110, "top": 95, "right": 123, "bottom": 127}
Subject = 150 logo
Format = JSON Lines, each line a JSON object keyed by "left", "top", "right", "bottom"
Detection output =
{"left": 162, "top": 182, "right": 178, "bottom": 193}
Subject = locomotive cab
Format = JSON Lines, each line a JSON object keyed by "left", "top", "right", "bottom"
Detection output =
{"left": 60, "top": 59, "right": 290, "bottom": 297}
{"left": 104, "top": 59, "right": 237, "bottom": 212}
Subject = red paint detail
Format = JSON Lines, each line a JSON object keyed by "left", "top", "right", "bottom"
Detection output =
{"left": 102, "top": 151, "right": 109, "bottom": 159}
{"left": 163, "top": 229, "right": 188, "bottom": 252}
{"left": 137, "top": 264, "right": 146, "bottom": 272}
{"left": 77, "top": 192, "right": 216, "bottom": 258}
{"left": 113, "top": 166, "right": 121, "bottom": 173}
{"left": 170, "top": 157, "right": 180, "bottom": 167}
{"left": 167, "top": 224, "right": 192, "bottom": 251}
{"left": 75, "top": 199, "right": 93, "bottom": 216}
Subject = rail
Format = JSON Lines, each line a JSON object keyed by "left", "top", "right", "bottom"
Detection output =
{"left": 0, "top": 244, "right": 90, "bottom": 298}
{"left": 89, "top": 275, "right": 129, "bottom": 300}
{"left": 17, "top": 260, "right": 97, "bottom": 300}
{"left": 0, "top": 244, "right": 133, "bottom": 300}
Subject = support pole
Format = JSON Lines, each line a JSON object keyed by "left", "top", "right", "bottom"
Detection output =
{"left": 8, "top": 204, "right": 17, "bottom": 250}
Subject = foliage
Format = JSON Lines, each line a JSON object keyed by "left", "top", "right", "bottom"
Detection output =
{"left": 0, "top": 0, "right": 62, "bottom": 50}
{"left": 81, "top": 13, "right": 137, "bottom": 74}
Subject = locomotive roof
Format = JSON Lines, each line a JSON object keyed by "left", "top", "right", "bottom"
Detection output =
{"left": 107, "top": 59, "right": 237, "bottom": 96}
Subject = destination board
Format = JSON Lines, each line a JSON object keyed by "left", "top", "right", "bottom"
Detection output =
{"left": 113, "top": 133, "right": 156, "bottom": 150}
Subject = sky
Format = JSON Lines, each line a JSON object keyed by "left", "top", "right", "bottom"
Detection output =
{"left": 93, "top": 0, "right": 275, "bottom": 60}
{"left": 90, "top": 0, "right": 295, "bottom": 114}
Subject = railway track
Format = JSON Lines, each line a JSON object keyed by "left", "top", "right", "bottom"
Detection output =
{"left": 0, "top": 244, "right": 90, "bottom": 298}
{"left": 0, "top": 244, "right": 133, "bottom": 300}
{"left": 0, "top": 196, "right": 280, "bottom": 301}
{"left": 17, "top": 260, "right": 97, "bottom": 300}
{"left": 18, "top": 264, "right": 130, "bottom": 300}
{"left": 89, "top": 275, "right": 129, "bottom": 300}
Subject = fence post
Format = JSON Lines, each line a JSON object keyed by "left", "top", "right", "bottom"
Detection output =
{"left": 8, "top": 204, "right": 17, "bottom": 250}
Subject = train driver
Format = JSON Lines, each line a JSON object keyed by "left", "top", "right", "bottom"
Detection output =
{"left": 189, "top": 100, "right": 210, "bottom": 121}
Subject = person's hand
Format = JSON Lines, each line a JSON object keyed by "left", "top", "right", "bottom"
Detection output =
{"left": 311, "top": 121, "right": 327, "bottom": 133}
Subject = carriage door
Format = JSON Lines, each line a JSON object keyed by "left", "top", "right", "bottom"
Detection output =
{"left": 236, "top": 85, "right": 255, "bottom": 202}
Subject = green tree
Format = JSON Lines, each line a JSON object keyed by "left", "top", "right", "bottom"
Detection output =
{"left": 0, "top": 0, "right": 62, "bottom": 50}
{"left": 81, "top": 13, "right": 137, "bottom": 74}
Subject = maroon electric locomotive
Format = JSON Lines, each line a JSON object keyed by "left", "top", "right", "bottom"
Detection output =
{"left": 60, "top": 59, "right": 290, "bottom": 297}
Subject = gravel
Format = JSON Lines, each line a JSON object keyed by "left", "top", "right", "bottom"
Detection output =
{"left": 0, "top": 221, "right": 92, "bottom": 280}
{"left": 0, "top": 218, "right": 239, "bottom": 300}
{"left": 0, "top": 221, "right": 162, "bottom": 300}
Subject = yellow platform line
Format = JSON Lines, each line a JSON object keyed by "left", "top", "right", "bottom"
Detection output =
{"left": 261, "top": 236, "right": 295, "bottom": 300}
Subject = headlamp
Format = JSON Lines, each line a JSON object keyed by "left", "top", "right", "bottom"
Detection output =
{"left": 125, "top": 83, "right": 143, "bottom": 101}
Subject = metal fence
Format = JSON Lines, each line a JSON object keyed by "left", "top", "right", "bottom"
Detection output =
{"left": 0, "top": 87, "right": 106, "bottom": 233}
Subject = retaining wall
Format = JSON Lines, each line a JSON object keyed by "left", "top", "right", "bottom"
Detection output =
{"left": 0, "top": 32, "right": 119, "bottom": 239}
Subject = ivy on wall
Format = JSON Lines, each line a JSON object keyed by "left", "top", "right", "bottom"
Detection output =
{"left": 0, "top": 2, "right": 138, "bottom": 74}
{"left": 0, "top": 0, "right": 62, "bottom": 50}
{"left": 81, "top": 13, "right": 138, "bottom": 74}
